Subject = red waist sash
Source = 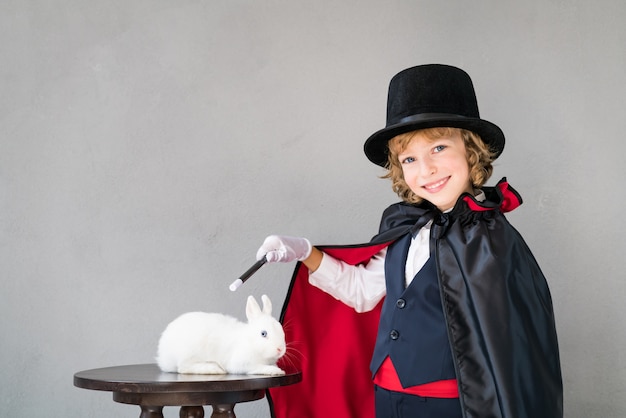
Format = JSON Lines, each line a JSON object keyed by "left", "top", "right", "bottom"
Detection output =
{"left": 373, "top": 357, "right": 459, "bottom": 398}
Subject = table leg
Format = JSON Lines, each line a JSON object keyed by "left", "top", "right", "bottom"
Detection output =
{"left": 180, "top": 406, "right": 205, "bottom": 418}
{"left": 210, "top": 404, "right": 236, "bottom": 418}
{"left": 139, "top": 405, "right": 164, "bottom": 418}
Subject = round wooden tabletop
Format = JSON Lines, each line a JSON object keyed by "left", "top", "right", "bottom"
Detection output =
{"left": 74, "top": 364, "right": 302, "bottom": 417}
{"left": 74, "top": 363, "right": 302, "bottom": 393}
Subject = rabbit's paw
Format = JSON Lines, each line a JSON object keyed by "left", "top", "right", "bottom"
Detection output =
{"left": 178, "top": 361, "right": 227, "bottom": 375}
{"left": 247, "top": 365, "right": 286, "bottom": 376}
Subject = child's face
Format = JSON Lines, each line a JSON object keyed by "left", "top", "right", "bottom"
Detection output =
{"left": 396, "top": 130, "right": 473, "bottom": 211}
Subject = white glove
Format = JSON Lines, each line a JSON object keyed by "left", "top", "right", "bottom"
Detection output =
{"left": 256, "top": 235, "right": 312, "bottom": 263}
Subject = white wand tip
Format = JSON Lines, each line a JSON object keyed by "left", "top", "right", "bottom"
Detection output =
{"left": 229, "top": 279, "right": 243, "bottom": 292}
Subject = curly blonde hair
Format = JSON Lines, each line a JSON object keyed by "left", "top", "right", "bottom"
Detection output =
{"left": 383, "top": 127, "right": 496, "bottom": 204}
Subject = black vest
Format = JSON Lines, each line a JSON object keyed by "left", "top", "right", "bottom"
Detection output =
{"left": 370, "top": 233, "right": 456, "bottom": 387}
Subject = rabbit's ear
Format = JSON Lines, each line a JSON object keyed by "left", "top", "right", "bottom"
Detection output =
{"left": 246, "top": 295, "right": 262, "bottom": 320}
{"left": 261, "top": 294, "right": 272, "bottom": 315}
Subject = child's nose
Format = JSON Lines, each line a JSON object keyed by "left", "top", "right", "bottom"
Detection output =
{"left": 420, "top": 158, "right": 436, "bottom": 177}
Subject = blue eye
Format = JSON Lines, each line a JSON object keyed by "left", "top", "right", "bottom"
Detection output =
{"left": 434, "top": 145, "right": 446, "bottom": 153}
{"left": 261, "top": 330, "right": 268, "bottom": 338}
{"left": 401, "top": 156, "right": 415, "bottom": 164}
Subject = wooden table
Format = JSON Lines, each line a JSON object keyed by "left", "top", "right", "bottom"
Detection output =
{"left": 74, "top": 364, "right": 302, "bottom": 418}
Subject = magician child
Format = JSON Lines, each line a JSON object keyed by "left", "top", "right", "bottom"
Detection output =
{"left": 258, "top": 64, "right": 563, "bottom": 418}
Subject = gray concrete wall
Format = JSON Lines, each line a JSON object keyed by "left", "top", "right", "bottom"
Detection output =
{"left": 1, "top": 1, "right": 625, "bottom": 416}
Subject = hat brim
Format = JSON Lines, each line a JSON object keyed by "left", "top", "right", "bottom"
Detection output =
{"left": 364, "top": 113, "right": 505, "bottom": 167}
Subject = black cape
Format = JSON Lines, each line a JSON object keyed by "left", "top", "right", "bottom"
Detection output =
{"left": 268, "top": 179, "right": 563, "bottom": 418}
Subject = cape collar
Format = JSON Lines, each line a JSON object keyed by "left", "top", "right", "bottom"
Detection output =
{"left": 374, "top": 178, "right": 522, "bottom": 243}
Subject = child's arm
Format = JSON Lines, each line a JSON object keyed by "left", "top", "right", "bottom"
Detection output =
{"left": 256, "top": 235, "right": 386, "bottom": 312}
{"left": 308, "top": 248, "right": 386, "bottom": 312}
{"left": 301, "top": 246, "right": 323, "bottom": 272}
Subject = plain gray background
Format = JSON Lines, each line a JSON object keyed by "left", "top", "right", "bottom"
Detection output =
{"left": 1, "top": 1, "right": 625, "bottom": 417}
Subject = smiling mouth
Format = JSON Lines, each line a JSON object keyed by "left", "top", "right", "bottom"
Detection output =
{"left": 423, "top": 177, "right": 449, "bottom": 191}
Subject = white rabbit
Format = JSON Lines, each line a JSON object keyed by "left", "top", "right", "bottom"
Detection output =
{"left": 156, "top": 295, "right": 286, "bottom": 375}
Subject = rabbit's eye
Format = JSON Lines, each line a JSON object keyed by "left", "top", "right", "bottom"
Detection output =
{"left": 261, "top": 330, "right": 268, "bottom": 338}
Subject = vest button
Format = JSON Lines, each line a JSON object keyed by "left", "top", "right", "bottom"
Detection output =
{"left": 390, "top": 330, "right": 399, "bottom": 340}
{"left": 396, "top": 298, "right": 406, "bottom": 309}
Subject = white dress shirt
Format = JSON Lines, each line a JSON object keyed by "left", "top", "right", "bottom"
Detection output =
{"left": 308, "top": 222, "right": 431, "bottom": 313}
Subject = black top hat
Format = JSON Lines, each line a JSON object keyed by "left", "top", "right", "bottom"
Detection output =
{"left": 364, "top": 64, "right": 505, "bottom": 167}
